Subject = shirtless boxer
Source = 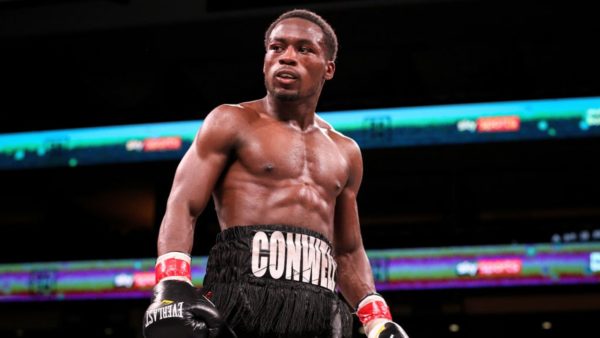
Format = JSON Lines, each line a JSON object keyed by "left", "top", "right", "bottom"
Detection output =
{"left": 143, "top": 8, "right": 409, "bottom": 338}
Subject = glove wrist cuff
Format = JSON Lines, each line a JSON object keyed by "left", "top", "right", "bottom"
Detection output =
{"left": 155, "top": 252, "right": 192, "bottom": 284}
{"left": 357, "top": 294, "right": 392, "bottom": 325}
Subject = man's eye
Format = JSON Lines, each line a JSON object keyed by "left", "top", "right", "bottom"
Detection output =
{"left": 299, "top": 46, "right": 311, "bottom": 53}
{"left": 270, "top": 45, "right": 283, "bottom": 52}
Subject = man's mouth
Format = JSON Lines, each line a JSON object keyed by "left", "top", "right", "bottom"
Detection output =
{"left": 275, "top": 69, "right": 299, "bottom": 80}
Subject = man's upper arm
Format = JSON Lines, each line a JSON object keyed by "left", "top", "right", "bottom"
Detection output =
{"left": 168, "top": 105, "right": 244, "bottom": 217}
{"left": 333, "top": 138, "right": 364, "bottom": 253}
{"left": 158, "top": 105, "right": 246, "bottom": 255}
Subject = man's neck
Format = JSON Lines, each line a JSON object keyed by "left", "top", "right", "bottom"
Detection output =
{"left": 263, "top": 95, "right": 318, "bottom": 130}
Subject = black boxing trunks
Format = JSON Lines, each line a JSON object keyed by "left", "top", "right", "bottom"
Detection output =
{"left": 202, "top": 225, "right": 353, "bottom": 338}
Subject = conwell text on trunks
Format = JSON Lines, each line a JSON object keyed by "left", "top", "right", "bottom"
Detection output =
{"left": 250, "top": 230, "right": 337, "bottom": 291}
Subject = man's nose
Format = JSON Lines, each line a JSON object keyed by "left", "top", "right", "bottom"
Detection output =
{"left": 279, "top": 46, "right": 298, "bottom": 65}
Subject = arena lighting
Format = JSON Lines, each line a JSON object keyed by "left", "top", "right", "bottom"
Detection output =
{"left": 448, "top": 324, "right": 460, "bottom": 333}
{"left": 1, "top": 241, "right": 599, "bottom": 302}
{"left": 1, "top": 96, "right": 600, "bottom": 170}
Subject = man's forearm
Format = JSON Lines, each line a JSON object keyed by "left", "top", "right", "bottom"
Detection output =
{"left": 335, "top": 248, "right": 376, "bottom": 307}
{"left": 157, "top": 204, "right": 197, "bottom": 255}
{"left": 337, "top": 248, "right": 410, "bottom": 338}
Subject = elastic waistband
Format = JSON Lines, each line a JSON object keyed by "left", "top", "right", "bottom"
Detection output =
{"left": 217, "top": 224, "right": 332, "bottom": 247}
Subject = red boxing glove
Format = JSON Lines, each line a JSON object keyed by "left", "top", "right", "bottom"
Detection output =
{"left": 356, "top": 293, "right": 409, "bottom": 338}
{"left": 155, "top": 252, "right": 192, "bottom": 284}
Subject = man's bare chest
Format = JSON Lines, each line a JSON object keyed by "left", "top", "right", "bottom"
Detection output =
{"left": 236, "top": 128, "right": 348, "bottom": 188}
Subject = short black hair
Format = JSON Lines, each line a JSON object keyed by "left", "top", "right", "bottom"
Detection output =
{"left": 264, "top": 9, "right": 338, "bottom": 62}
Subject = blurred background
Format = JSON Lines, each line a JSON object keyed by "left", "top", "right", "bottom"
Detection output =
{"left": 1, "top": 0, "right": 599, "bottom": 337}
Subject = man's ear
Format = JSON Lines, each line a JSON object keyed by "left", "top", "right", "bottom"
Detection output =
{"left": 324, "top": 60, "right": 335, "bottom": 80}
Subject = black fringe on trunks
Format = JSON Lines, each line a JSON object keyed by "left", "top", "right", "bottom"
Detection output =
{"left": 202, "top": 225, "right": 353, "bottom": 338}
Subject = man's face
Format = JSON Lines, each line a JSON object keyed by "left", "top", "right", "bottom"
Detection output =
{"left": 263, "top": 18, "right": 335, "bottom": 102}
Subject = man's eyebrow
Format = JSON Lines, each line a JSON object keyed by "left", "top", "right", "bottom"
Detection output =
{"left": 269, "top": 37, "right": 318, "bottom": 46}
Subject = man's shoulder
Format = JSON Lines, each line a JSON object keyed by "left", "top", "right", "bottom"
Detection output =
{"left": 315, "top": 115, "right": 360, "bottom": 152}
{"left": 205, "top": 101, "right": 262, "bottom": 125}
{"left": 210, "top": 102, "right": 256, "bottom": 117}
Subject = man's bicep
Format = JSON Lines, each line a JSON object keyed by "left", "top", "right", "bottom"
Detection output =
{"left": 334, "top": 139, "right": 365, "bottom": 252}
{"left": 333, "top": 187, "right": 363, "bottom": 253}
{"left": 172, "top": 112, "right": 238, "bottom": 214}
{"left": 169, "top": 145, "right": 225, "bottom": 215}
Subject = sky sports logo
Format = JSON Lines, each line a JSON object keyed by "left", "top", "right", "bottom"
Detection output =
{"left": 114, "top": 272, "right": 155, "bottom": 288}
{"left": 456, "top": 259, "right": 523, "bottom": 277}
{"left": 456, "top": 116, "right": 521, "bottom": 134}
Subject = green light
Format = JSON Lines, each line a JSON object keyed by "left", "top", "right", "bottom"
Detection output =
{"left": 14, "top": 150, "right": 25, "bottom": 160}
